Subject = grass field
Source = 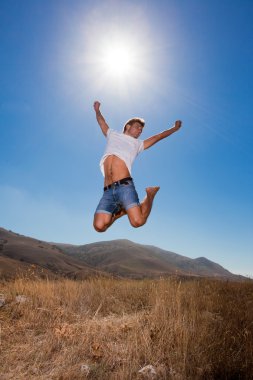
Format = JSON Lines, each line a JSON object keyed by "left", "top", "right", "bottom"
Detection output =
{"left": 1, "top": 276, "right": 253, "bottom": 379}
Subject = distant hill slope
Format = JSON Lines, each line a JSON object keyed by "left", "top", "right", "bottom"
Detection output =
{"left": 0, "top": 228, "right": 107, "bottom": 279}
{"left": 57, "top": 239, "right": 241, "bottom": 280}
{"left": 0, "top": 227, "right": 244, "bottom": 280}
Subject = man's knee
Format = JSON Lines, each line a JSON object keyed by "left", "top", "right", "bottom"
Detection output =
{"left": 129, "top": 215, "right": 145, "bottom": 228}
{"left": 93, "top": 221, "right": 107, "bottom": 232}
{"left": 93, "top": 216, "right": 110, "bottom": 232}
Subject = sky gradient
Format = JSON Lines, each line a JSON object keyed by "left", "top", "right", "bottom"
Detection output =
{"left": 1, "top": 0, "right": 252, "bottom": 276}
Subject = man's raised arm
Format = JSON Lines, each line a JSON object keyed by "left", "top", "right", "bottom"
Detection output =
{"left": 143, "top": 120, "right": 182, "bottom": 150}
{"left": 93, "top": 101, "right": 109, "bottom": 137}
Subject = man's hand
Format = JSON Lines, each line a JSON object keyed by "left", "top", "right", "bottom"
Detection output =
{"left": 173, "top": 120, "right": 182, "bottom": 131}
{"left": 94, "top": 101, "right": 101, "bottom": 113}
{"left": 143, "top": 119, "right": 183, "bottom": 150}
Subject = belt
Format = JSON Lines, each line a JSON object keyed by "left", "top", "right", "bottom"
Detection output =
{"left": 104, "top": 177, "right": 132, "bottom": 191}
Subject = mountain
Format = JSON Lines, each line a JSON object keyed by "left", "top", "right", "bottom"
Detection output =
{"left": 0, "top": 228, "right": 108, "bottom": 280}
{"left": 57, "top": 239, "right": 238, "bottom": 279}
{"left": 0, "top": 227, "right": 243, "bottom": 280}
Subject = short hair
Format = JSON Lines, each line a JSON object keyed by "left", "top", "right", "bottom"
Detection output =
{"left": 123, "top": 117, "right": 145, "bottom": 133}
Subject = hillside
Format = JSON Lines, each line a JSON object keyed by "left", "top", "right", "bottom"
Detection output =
{"left": 0, "top": 227, "right": 243, "bottom": 280}
{"left": 58, "top": 239, "right": 238, "bottom": 280}
{"left": 0, "top": 228, "right": 107, "bottom": 279}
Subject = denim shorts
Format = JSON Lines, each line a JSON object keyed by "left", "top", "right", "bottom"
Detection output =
{"left": 95, "top": 178, "right": 140, "bottom": 215}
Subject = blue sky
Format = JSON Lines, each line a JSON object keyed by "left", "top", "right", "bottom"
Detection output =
{"left": 1, "top": 0, "right": 252, "bottom": 276}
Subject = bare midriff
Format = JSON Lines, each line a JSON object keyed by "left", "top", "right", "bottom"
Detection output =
{"left": 103, "top": 155, "right": 130, "bottom": 186}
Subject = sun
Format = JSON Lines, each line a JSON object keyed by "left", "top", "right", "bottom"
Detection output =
{"left": 100, "top": 41, "right": 136, "bottom": 79}
{"left": 83, "top": 26, "right": 153, "bottom": 92}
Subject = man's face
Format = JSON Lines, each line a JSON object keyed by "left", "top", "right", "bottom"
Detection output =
{"left": 125, "top": 122, "right": 143, "bottom": 138}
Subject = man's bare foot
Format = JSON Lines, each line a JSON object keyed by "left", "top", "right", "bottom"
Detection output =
{"left": 145, "top": 186, "right": 160, "bottom": 201}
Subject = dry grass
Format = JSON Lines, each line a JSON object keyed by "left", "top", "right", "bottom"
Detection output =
{"left": 1, "top": 276, "right": 253, "bottom": 379}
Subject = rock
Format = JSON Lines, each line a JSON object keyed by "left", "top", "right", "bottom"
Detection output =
{"left": 138, "top": 365, "right": 157, "bottom": 379}
{"left": 80, "top": 364, "right": 91, "bottom": 376}
{"left": 15, "top": 295, "right": 29, "bottom": 303}
{"left": 0, "top": 294, "right": 5, "bottom": 307}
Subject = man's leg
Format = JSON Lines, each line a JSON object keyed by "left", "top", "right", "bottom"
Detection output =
{"left": 93, "top": 209, "right": 127, "bottom": 232}
{"left": 126, "top": 186, "right": 160, "bottom": 228}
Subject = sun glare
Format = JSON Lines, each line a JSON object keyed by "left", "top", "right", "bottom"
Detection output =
{"left": 83, "top": 18, "right": 154, "bottom": 93}
{"left": 101, "top": 42, "right": 136, "bottom": 79}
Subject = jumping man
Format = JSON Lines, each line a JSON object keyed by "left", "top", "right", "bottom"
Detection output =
{"left": 93, "top": 101, "right": 182, "bottom": 232}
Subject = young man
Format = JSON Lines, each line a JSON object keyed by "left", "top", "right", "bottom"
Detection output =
{"left": 93, "top": 101, "right": 182, "bottom": 232}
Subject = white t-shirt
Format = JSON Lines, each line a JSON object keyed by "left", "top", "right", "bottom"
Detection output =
{"left": 99, "top": 129, "right": 144, "bottom": 176}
